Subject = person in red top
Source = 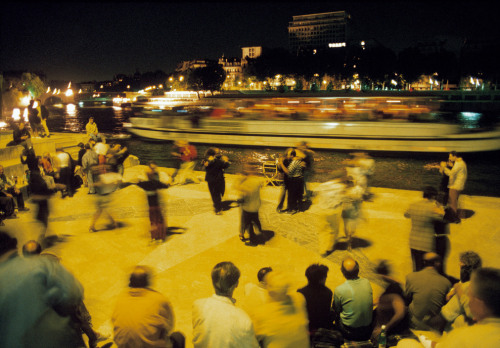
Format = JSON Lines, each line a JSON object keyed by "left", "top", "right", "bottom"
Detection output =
{"left": 173, "top": 140, "right": 199, "bottom": 185}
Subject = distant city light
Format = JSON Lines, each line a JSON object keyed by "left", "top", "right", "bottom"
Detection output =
{"left": 65, "top": 89, "right": 74, "bottom": 97}
{"left": 328, "top": 42, "right": 346, "bottom": 48}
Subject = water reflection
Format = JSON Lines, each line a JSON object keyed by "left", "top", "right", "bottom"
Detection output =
{"left": 44, "top": 106, "right": 500, "bottom": 197}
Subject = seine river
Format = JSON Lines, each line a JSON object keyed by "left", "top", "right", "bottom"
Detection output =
{"left": 45, "top": 105, "right": 500, "bottom": 197}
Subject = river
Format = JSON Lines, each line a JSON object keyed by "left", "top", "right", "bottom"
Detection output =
{"left": 44, "top": 105, "right": 500, "bottom": 197}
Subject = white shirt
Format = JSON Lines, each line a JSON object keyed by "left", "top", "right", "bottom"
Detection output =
{"left": 444, "top": 159, "right": 467, "bottom": 191}
{"left": 192, "top": 294, "right": 259, "bottom": 348}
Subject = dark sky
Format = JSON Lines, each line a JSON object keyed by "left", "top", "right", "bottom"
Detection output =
{"left": 1, "top": 1, "right": 497, "bottom": 82}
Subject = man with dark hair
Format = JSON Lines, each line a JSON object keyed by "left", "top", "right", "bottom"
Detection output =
{"left": 243, "top": 267, "right": 273, "bottom": 322}
{"left": 11, "top": 121, "right": 32, "bottom": 149}
{"left": 112, "top": 265, "right": 183, "bottom": 348}
{"left": 429, "top": 251, "right": 482, "bottom": 332}
{"left": 405, "top": 186, "right": 445, "bottom": 271}
{"left": 298, "top": 263, "right": 334, "bottom": 333}
{"left": 404, "top": 252, "right": 451, "bottom": 330}
{"left": 440, "top": 151, "right": 467, "bottom": 223}
{"left": 203, "top": 148, "right": 230, "bottom": 215}
{"left": 333, "top": 257, "right": 373, "bottom": 341}
{"left": 192, "top": 261, "right": 259, "bottom": 348}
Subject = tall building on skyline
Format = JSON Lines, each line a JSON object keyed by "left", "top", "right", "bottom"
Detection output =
{"left": 288, "top": 11, "right": 351, "bottom": 55}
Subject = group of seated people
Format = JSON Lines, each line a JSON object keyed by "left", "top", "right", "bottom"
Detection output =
{"left": 1, "top": 230, "right": 498, "bottom": 348}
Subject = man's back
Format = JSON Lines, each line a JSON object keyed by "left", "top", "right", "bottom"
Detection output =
{"left": 405, "top": 267, "right": 451, "bottom": 329}
{"left": 112, "top": 288, "right": 174, "bottom": 348}
{"left": 192, "top": 294, "right": 258, "bottom": 348}
{"left": 334, "top": 277, "right": 373, "bottom": 328}
{"left": 0, "top": 255, "right": 84, "bottom": 347}
{"left": 298, "top": 284, "right": 334, "bottom": 331}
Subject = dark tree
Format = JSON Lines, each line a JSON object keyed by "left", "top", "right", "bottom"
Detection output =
{"left": 187, "top": 64, "right": 226, "bottom": 91}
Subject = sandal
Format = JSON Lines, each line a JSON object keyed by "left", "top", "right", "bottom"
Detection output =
{"left": 239, "top": 234, "right": 248, "bottom": 242}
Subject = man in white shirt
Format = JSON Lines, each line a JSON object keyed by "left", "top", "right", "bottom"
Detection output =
{"left": 192, "top": 261, "right": 259, "bottom": 348}
{"left": 441, "top": 151, "right": 467, "bottom": 223}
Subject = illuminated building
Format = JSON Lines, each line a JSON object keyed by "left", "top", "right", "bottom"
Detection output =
{"left": 288, "top": 11, "right": 351, "bottom": 55}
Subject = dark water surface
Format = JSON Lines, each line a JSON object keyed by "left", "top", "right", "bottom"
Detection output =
{"left": 46, "top": 106, "right": 500, "bottom": 197}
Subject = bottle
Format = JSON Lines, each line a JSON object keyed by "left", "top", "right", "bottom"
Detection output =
{"left": 378, "top": 325, "right": 387, "bottom": 348}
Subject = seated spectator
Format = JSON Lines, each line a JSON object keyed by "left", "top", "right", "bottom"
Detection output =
{"left": 0, "top": 234, "right": 85, "bottom": 348}
{"left": 333, "top": 257, "right": 373, "bottom": 341}
{"left": 192, "top": 261, "right": 259, "bottom": 348}
{"left": 421, "top": 267, "right": 500, "bottom": 348}
{"left": 22, "top": 240, "right": 106, "bottom": 348}
{"left": 405, "top": 252, "right": 451, "bottom": 330}
{"left": 0, "top": 165, "right": 28, "bottom": 213}
{"left": 244, "top": 266, "right": 272, "bottom": 305}
{"left": 112, "top": 265, "right": 184, "bottom": 348}
{"left": 9, "top": 121, "right": 32, "bottom": 149}
{"left": 40, "top": 152, "right": 56, "bottom": 177}
{"left": 298, "top": 263, "right": 335, "bottom": 334}
{"left": 85, "top": 117, "right": 105, "bottom": 143}
{"left": 371, "top": 260, "right": 412, "bottom": 346}
{"left": 242, "top": 267, "right": 272, "bottom": 321}
{"left": 253, "top": 271, "right": 311, "bottom": 348}
{"left": 428, "top": 251, "right": 482, "bottom": 333}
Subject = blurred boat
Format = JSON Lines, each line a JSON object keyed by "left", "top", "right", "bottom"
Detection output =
{"left": 124, "top": 96, "right": 500, "bottom": 153}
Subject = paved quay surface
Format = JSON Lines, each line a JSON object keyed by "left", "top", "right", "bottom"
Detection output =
{"left": 6, "top": 165, "right": 500, "bottom": 347}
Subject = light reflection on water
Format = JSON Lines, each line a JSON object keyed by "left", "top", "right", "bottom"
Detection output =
{"left": 45, "top": 106, "right": 500, "bottom": 197}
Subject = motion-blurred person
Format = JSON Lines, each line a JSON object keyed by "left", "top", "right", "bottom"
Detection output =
{"left": 29, "top": 170, "right": 59, "bottom": 244}
{"left": 88, "top": 163, "right": 120, "bottom": 232}
{"left": 243, "top": 267, "right": 273, "bottom": 313}
{"left": 297, "top": 141, "right": 315, "bottom": 201}
{"left": 405, "top": 186, "right": 445, "bottom": 272}
{"left": 38, "top": 99, "right": 50, "bottom": 137}
{"left": 298, "top": 264, "right": 335, "bottom": 334}
{"left": 107, "top": 143, "right": 129, "bottom": 176}
{"left": 82, "top": 143, "right": 98, "bottom": 194}
{"left": 40, "top": 152, "right": 56, "bottom": 177}
{"left": 235, "top": 163, "right": 265, "bottom": 246}
{"left": 112, "top": 265, "right": 184, "bottom": 348}
{"left": 404, "top": 253, "right": 451, "bottom": 330}
{"left": 22, "top": 240, "right": 105, "bottom": 348}
{"left": 253, "top": 271, "right": 311, "bottom": 348}
{"left": 193, "top": 261, "right": 258, "bottom": 348}
{"left": 371, "top": 260, "right": 412, "bottom": 346}
{"left": 341, "top": 176, "right": 364, "bottom": 251}
{"left": 333, "top": 257, "right": 373, "bottom": 341}
{"left": 0, "top": 233, "right": 85, "bottom": 348}
{"left": 276, "top": 148, "right": 293, "bottom": 213}
{"left": 135, "top": 162, "right": 170, "bottom": 243}
{"left": 314, "top": 176, "right": 346, "bottom": 256}
{"left": 27, "top": 99, "right": 41, "bottom": 138}
{"left": 428, "top": 251, "right": 482, "bottom": 333}
{"left": 172, "top": 140, "right": 199, "bottom": 185}
{"left": 203, "top": 147, "right": 230, "bottom": 215}
{"left": 278, "top": 148, "right": 306, "bottom": 214}
{"left": 54, "top": 147, "right": 75, "bottom": 197}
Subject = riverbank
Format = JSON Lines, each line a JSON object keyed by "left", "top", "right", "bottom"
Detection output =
{"left": 4, "top": 163, "right": 500, "bottom": 348}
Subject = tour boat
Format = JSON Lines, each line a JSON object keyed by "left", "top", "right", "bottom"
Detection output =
{"left": 124, "top": 94, "right": 500, "bottom": 153}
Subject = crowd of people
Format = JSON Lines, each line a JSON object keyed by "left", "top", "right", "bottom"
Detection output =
{"left": 2, "top": 112, "right": 497, "bottom": 347}
{"left": 1, "top": 236, "right": 498, "bottom": 348}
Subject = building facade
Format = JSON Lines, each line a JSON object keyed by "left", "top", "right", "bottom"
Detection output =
{"left": 288, "top": 11, "right": 350, "bottom": 55}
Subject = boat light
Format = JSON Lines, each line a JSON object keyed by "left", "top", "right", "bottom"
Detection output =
{"left": 325, "top": 122, "right": 339, "bottom": 129}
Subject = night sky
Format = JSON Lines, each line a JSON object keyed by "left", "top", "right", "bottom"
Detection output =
{"left": 1, "top": 1, "right": 497, "bottom": 83}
